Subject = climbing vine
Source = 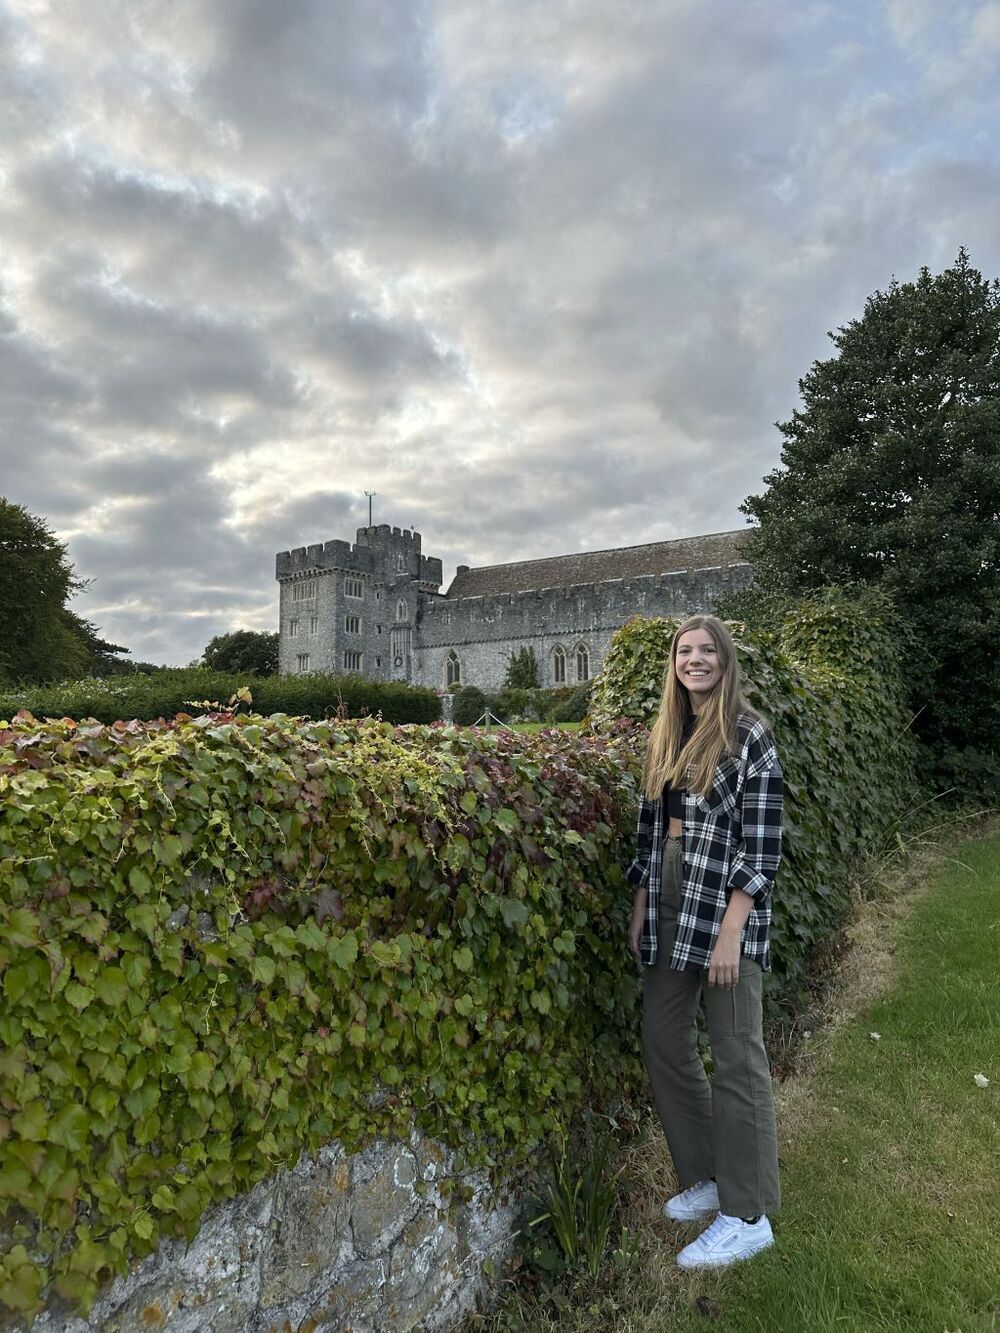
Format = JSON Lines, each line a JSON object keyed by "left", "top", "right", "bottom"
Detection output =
{"left": 0, "top": 711, "right": 643, "bottom": 1319}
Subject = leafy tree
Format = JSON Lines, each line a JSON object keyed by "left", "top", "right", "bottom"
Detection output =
{"left": 0, "top": 498, "right": 127, "bottom": 684}
{"left": 504, "top": 646, "right": 540, "bottom": 690}
{"left": 736, "top": 251, "right": 1000, "bottom": 792}
{"left": 201, "top": 629, "right": 279, "bottom": 675}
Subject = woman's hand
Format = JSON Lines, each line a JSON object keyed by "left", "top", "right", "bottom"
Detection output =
{"left": 708, "top": 929, "right": 741, "bottom": 988}
{"left": 709, "top": 887, "right": 754, "bottom": 987}
{"left": 629, "top": 886, "right": 648, "bottom": 960}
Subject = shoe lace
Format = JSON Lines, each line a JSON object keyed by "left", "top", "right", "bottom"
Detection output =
{"left": 696, "top": 1213, "right": 732, "bottom": 1248}
{"left": 681, "top": 1179, "right": 714, "bottom": 1202}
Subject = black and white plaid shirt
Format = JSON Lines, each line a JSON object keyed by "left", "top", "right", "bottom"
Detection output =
{"left": 627, "top": 713, "right": 783, "bottom": 970}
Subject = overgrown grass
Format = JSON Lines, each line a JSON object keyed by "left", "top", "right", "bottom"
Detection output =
{"left": 466, "top": 829, "right": 1000, "bottom": 1332}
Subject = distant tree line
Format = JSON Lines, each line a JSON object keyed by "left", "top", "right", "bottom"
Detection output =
{"left": 0, "top": 497, "right": 278, "bottom": 688}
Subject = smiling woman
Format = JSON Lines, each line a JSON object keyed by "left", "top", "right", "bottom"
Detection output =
{"left": 627, "top": 614, "right": 784, "bottom": 1270}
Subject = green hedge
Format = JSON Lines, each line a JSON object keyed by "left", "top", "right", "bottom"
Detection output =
{"left": 0, "top": 668, "right": 441, "bottom": 727}
{"left": 482, "top": 684, "right": 593, "bottom": 725}
{"left": 0, "top": 710, "right": 641, "bottom": 1319}
{"left": 0, "top": 596, "right": 920, "bottom": 1317}
{"left": 588, "top": 591, "right": 919, "bottom": 1004}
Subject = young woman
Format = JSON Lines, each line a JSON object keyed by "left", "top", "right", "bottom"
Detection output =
{"left": 627, "top": 614, "right": 783, "bottom": 1269}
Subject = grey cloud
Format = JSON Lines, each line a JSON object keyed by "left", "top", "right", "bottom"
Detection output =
{"left": 16, "top": 150, "right": 299, "bottom": 304}
{"left": 2, "top": 0, "right": 999, "bottom": 665}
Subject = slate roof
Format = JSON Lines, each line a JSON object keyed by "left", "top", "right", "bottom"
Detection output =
{"left": 445, "top": 529, "right": 750, "bottom": 599}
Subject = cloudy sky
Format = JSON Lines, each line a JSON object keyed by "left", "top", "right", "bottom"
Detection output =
{"left": 2, "top": 0, "right": 999, "bottom": 665}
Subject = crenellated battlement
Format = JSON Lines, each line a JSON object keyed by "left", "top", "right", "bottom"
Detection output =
{"left": 276, "top": 525, "right": 431, "bottom": 580}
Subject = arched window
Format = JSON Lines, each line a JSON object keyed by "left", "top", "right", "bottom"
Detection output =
{"left": 446, "top": 651, "right": 461, "bottom": 688}
{"left": 396, "top": 599, "right": 407, "bottom": 622}
{"left": 552, "top": 644, "right": 566, "bottom": 685}
{"left": 575, "top": 643, "right": 589, "bottom": 682}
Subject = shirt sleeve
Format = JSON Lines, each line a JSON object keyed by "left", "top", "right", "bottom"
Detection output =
{"left": 728, "top": 738, "right": 783, "bottom": 902}
{"left": 626, "top": 792, "right": 655, "bottom": 887}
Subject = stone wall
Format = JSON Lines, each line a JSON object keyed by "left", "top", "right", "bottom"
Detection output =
{"left": 414, "top": 563, "right": 753, "bottom": 692}
{"left": 27, "top": 1129, "right": 517, "bottom": 1333}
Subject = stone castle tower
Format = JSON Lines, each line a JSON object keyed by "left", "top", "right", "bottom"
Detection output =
{"left": 275, "top": 526, "right": 442, "bottom": 682}
{"left": 275, "top": 525, "right": 753, "bottom": 691}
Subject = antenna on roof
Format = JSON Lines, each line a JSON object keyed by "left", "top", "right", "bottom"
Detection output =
{"left": 364, "top": 489, "right": 377, "bottom": 528}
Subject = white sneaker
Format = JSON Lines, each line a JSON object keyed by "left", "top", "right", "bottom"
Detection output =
{"left": 662, "top": 1178, "right": 721, "bottom": 1221}
{"left": 676, "top": 1212, "right": 774, "bottom": 1269}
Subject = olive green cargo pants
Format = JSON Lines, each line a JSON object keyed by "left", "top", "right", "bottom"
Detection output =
{"left": 642, "top": 837, "right": 780, "bottom": 1218}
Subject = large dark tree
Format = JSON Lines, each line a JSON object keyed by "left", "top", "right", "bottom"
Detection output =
{"left": 739, "top": 251, "right": 1000, "bottom": 792}
{"left": 201, "top": 629, "right": 279, "bottom": 675}
{"left": 0, "top": 498, "right": 127, "bottom": 684}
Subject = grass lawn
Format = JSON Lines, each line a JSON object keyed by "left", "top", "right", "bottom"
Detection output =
{"left": 506, "top": 721, "right": 583, "bottom": 734}
{"left": 470, "top": 831, "right": 1000, "bottom": 1332}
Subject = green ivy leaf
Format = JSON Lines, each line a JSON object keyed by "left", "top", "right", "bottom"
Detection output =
{"left": 48, "top": 1104, "right": 90, "bottom": 1152}
{"left": 493, "top": 808, "right": 518, "bottom": 834}
{"left": 3, "top": 908, "right": 41, "bottom": 950}
{"left": 251, "top": 956, "right": 276, "bottom": 986}
{"left": 94, "top": 968, "right": 129, "bottom": 1007}
{"left": 453, "top": 946, "right": 474, "bottom": 972}
{"left": 328, "top": 933, "right": 359, "bottom": 971}
{"left": 128, "top": 865, "right": 152, "bottom": 896}
{"left": 12, "top": 1101, "right": 49, "bottom": 1142}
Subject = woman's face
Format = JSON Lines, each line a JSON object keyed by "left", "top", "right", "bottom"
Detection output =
{"left": 674, "top": 628, "right": 723, "bottom": 702}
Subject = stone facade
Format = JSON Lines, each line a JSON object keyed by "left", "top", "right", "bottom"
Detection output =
{"left": 276, "top": 525, "right": 752, "bottom": 693}
{"left": 25, "top": 1128, "right": 517, "bottom": 1333}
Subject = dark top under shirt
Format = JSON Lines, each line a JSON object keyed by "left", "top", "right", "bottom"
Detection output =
{"left": 662, "top": 715, "right": 697, "bottom": 823}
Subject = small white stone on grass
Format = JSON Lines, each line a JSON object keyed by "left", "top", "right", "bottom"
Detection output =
{"left": 869, "top": 1032, "right": 881, "bottom": 1042}
{"left": 973, "top": 1073, "right": 989, "bottom": 1088}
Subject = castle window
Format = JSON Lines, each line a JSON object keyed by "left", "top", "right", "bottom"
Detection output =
{"left": 552, "top": 645, "right": 566, "bottom": 684}
{"left": 375, "top": 590, "right": 382, "bottom": 600}
{"left": 396, "top": 599, "right": 406, "bottom": 622}
{"left": 345, "top": 577, "right": 363, "bottom": 598}
{"left": 292, "top": 580, "right": 317, "bottom": 602}
{"left": 446, "top": 651, "right": 461, "bottom": 688}
{"left": 344, "top": 650, "right": 362, "bottom": 671}
{"left": 288, "top": 619, "right": 299, "bottom": 638}
{"left": 375, "top": 656, "right": 381, "bottom": 667}
{"left": 309, "top": 615, "right": 318, "bottom": 635}
{"left": 345, "top": 614, "right": 361, "bottom": 634}
{"left": 397, "top": 554, "right": 405, "bottom": 571}
{"left": 296, "top": 653, "right": 310, "bottom": 672}
{"left": 576, "top": 644, "right": 590, "bottom": 682}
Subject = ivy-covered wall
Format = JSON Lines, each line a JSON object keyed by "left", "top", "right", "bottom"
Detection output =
{"left": 0, "top": 711, "right": 642, "bottom": 1322}
{"left": 0, "top": 597, "right": 919, "bottom": 1322}
{"left": 587, "top": 592, "right": 919, "bottom": 1002}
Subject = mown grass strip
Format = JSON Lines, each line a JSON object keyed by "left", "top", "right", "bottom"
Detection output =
{"left": 672, "top": 832, "right": 1000, "bottom": 1332}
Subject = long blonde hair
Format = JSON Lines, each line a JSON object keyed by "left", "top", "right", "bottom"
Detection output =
{"left": 641, "top": 614, "right": 755, "bottom": 799}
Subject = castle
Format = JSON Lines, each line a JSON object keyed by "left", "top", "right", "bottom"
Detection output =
{"left": 275, "top": 525, "right": 753, "bottom": 692}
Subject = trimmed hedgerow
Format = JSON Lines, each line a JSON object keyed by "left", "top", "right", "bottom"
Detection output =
{"left": 587, "top": 590, "right": 920, "bottom": 1006}
{"left": 0, "top": 710, "right": 642, "bottom": 1319}
{"left": 0, "top": 669, "right": 441, "bottom": 727}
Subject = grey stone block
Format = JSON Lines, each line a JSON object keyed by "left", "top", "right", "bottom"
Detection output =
{"left": 350, "top": 1144, "right": 422, "bottom": 1256}
{"left": 259, "top": 1148, "right": 353, "bottom": 1305}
